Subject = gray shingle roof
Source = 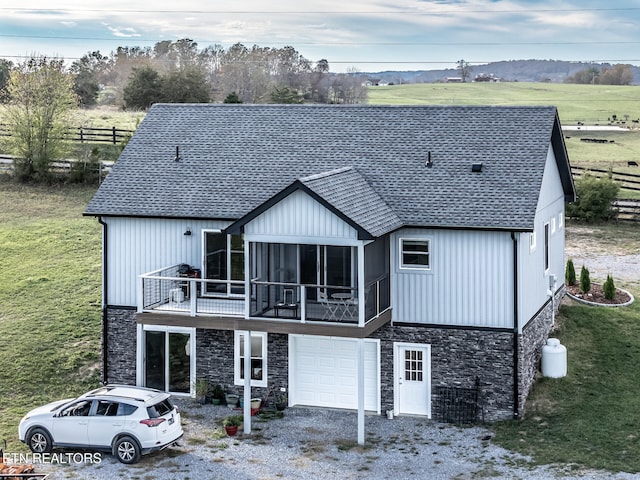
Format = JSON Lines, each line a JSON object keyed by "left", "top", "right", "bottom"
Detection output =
{"left": 85, "top": 104, "right": 574, "bottom": 232}
{"left": 300, "top": 167, "right": 404, "bottom": 238}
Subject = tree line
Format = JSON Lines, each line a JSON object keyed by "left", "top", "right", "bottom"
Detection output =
{"left": 565, "top": 64, "right": 634, "bottom": 85}
{"left": 12, "top": 39, "right": 366, "bottom": 109}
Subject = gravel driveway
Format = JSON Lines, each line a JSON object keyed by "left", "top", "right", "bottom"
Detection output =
{"left": 36, "top": 400, "right": 638, "bottom": 480}
{"left": 565, "top": 225, "right": 640, "bottom": 289}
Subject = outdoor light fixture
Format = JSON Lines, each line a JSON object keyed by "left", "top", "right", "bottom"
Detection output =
{"left": 184, "top": 227, "right": 192, "bottom": 236}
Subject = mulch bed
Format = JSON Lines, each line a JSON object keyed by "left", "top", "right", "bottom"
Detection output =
{"left": 566, "top": 283, "right": 632, "bottom": 305}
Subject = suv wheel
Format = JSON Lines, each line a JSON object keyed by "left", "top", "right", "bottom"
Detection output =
{"left": 114, "top": 436, "right": 141, "bottom": 464}
{"left": 27, "top": 428, "right": 53, "bottom": 454}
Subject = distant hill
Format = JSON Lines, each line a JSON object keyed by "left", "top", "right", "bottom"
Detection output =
{"left": 364, "top": 59, "right": 640, "bottom": 85}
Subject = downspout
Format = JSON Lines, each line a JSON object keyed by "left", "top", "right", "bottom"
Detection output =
{"left": 98, "top": 216, "right": 108, "bottom": 385}
{"left": 511, "top": 232, "right": 520, "bottom": 419}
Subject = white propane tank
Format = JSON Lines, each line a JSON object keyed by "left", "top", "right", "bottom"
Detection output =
{"left": 541, "top": 338, "right": 567, "bottom": 378}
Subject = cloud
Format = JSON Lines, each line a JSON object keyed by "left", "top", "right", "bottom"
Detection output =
{"left": 107, "top": 26, "right": 141, "bottom": 38}
{"left": 2, "top": 0, "right": 639, "bottom": 70}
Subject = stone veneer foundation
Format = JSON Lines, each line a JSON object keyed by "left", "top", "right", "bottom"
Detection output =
{"left": 104, "top": 288, "right": 563, "bottom": 420}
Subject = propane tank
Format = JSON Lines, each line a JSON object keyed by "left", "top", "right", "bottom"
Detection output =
{"left": 541, "top": 338, "right": 567, "bottom": 378}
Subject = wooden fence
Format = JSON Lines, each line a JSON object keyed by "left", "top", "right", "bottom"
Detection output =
{"left": 0, "top": 154, "right": 114, "bottom": 181}
{"left": 0, "top": 124, "right": 134, "bottom": 145}
{"left": 571, "top": 166, "right": 640, "bottom": 192}
{"left": 613, "top": 199, "right": 640, "bottom": 222}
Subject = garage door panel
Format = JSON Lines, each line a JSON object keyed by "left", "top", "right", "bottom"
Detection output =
{"left": 292, "top": 336, "right": 379, "bottom": 411}
{"left": 318, "top": 357, "right": 336, "bottom": 368}
{"left": 339, "top": 358, "right": 356, "bottom": 369}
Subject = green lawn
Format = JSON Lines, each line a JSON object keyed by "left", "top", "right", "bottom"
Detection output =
{"left": 491, "top": 222, "right": 640, "bottom": 473}
{"left": 492, "top": 298, "right": 640, "bottom": 473}
{"left": 0, "top": 179, "right": 102, "bottom": 451}
{"left": 0, "top": 104, "right": 144, "bottom": 132}
{"left": 367, "top": 82, "right": 640, "bottom": 125}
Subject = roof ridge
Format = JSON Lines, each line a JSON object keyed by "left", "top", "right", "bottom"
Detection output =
{"left": 300, "top": 166, "right": 353, "bottom": 182}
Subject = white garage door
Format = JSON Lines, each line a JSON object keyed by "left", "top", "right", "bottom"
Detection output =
{"left": 290, "top": 335, "right": 379, "bottom": 412}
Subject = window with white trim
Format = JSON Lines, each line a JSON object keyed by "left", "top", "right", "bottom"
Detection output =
{"left": 544, "top": 223, "right": 550, "bottom": 272}
{"left": 399, "top": 238, "right": 430, "bottom": 270}
{"left": 234, "top": 331, "right": 267, "bottom": 387}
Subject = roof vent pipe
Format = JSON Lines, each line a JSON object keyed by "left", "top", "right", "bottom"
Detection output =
{"left": 174, "top": 146, "right": 181, "bottom": 162}
{"left": 426, "top": 151, "right": 433, "bottom": 168}
{"left": 471, "top": 162, "right": 483, "bottom": 172}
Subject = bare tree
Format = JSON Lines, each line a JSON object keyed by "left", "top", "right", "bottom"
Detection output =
{"left": 457, "top": 59, "right": 471, "bottom": 82}
{"left": 329, "top": 69, "right": 367, "bottom": 104}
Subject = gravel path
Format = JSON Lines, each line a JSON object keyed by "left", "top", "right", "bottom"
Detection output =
{"left": 36, "top": 401, "right": 639, "bottom": 480}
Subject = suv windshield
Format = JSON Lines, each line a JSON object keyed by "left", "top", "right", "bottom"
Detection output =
{"left": 147, "top": 399, "right": 174, "bottom": 418}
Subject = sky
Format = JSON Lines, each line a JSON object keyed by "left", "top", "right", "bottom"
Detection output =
{"left": 1, "top": 1, "right": 640, "bottom": 73}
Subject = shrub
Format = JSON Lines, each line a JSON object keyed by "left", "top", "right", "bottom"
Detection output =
{"left": 580, "top": 265, "right": 591, "bottom": 293}
{"left": 603, "top": 274, "right": 616, "bottom": 300}
{"left": 223, "top": 415, "right": 243, "bottom": 427}
{"left": 565, "top": 258, "right": 576, "bottom": 286}
{"left": 566, "top": 173, "right": 620, "bottom": 222}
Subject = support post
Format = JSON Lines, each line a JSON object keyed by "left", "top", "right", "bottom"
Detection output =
{"left": 357, "top": 244, "right": 365, "bottom": 326}
{"left": 243, "top": 331, "right": 252, "bottom": 435}
{"left": 357, "top": 338, "right": 365, "bottom": 445}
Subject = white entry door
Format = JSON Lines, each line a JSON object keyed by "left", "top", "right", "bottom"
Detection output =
{"left": 395, "top": 343, "right": 431, "bottom": 417}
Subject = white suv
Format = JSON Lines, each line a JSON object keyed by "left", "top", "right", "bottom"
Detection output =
{"left": 19, "top": 385, "right": 183, "bottom": 464}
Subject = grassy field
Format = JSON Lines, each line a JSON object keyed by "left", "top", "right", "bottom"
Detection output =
{"left": 492, "top": 298, "right": 640, "bottom": 473}
{"left": 70, "top": 107, "right": 144, "bottom": 131}
{"left": 0, "top": 179, "right": 102, "bottom": 451}
{"left": 367, "top": 82, "right": 640, "bottom": 125}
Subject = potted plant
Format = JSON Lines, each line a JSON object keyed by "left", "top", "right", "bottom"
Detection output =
{"left": 211, "top": 384, "right": 225, "bottom": 405}
{"left": 222, "top": 415, "right": 243, "bottom": 436}
{"left": 225, "top": 391, "right": 239, "bottom": 409}
{"left": 194, "top": 378, "right": 209, "bottom": 405}
{"left": 275, "top": 392, "right": 287, "bottom": 411}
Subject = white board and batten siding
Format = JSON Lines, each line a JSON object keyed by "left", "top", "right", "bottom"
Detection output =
{"left": 391, "top": 228, "right": 514, "bottom": 329}
{"left": 104, "top": 217, "right": 231, "bottom": 306}
{"left": 518, "top": 146, "right": 567, "bottom": 328}
{"left": 243, "top": 190, "right": 360, "bottom": 246}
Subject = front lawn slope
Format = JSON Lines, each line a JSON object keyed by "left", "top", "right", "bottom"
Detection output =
{"left": 0, "top": 180, "right": 102, "bottom": 451}
{"left": 493, "top": 300, "right": 640, "bottom": 473}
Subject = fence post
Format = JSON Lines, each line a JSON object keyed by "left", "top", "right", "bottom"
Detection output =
{"left": 112, "top": 126, "right": 116, "bottom": 144}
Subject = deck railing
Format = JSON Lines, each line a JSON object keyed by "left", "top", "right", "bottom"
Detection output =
{"left": 249, "top": 275, "right": 390, "bottom": 326}
{"left": 139, "top": 265, "right": 244, "bottom": 317}
{"left": 139, "top": 265, "right": 390, "bottom": 325}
